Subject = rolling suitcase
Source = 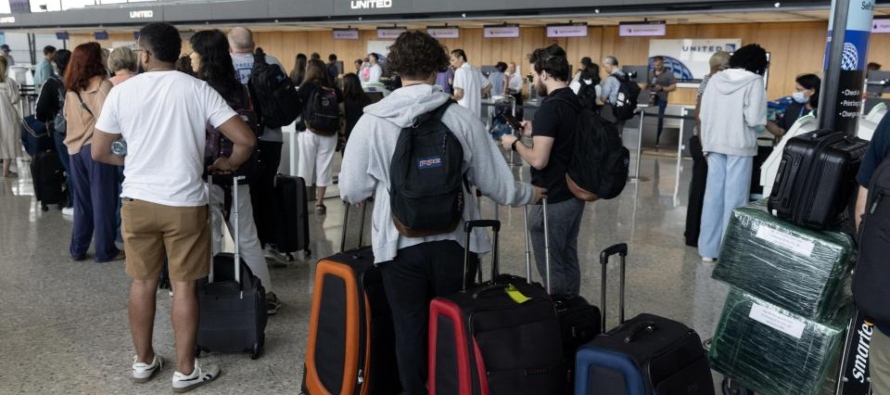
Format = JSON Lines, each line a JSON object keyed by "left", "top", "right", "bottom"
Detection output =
{"left": 684, "top": 135, "right": 707, "bottom": 247}
{"left": 31, "top": 149, "right": 66, "bottom": 211}
{"left": 272, "top": 174, "right": 311, "bottom": 261}
{"left": 523, "top": 200, "right": 601, "bottom": 394}
{"left": 301, "top": 202, "right": 401, "bottom": 395}
{"left": 574, "top": 244, "right": 715, "bottom": 395}
{"left": 429, "top": 220, "right": 565, "bottom": 395}
{"left": 768, "top": 130, "right": 868, "bottom": 230}
{"left": 196, "top": 175, "right": 268, "bottom": 359}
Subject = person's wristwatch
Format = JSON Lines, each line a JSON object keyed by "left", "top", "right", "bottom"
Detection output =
{"left": 511, "top": 139, "right": 521, "bottom": 152}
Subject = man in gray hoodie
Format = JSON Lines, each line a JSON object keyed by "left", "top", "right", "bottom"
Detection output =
{"left": 698, "top": 44, "right": 768, "bottom": 261}
{"left": 339, "top": 30, "right": 544, "bottom": 395}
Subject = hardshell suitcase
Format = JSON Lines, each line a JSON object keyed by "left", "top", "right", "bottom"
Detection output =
{"left": 429, "top": 220, "right": 566, "bottom": 395}
{"left": 196, "top": 175, "right": 268, "bottom": 359}
{"left": 301, "top": 202, "right": 401, "bottom": 395}
{"left": 31, "top": 149, "right": 66, "bottom": 210}
{"left": 684, "top": 135, "right": 707, "bottom": 247}
{"left": 768, "top": 130, "right": 868, "bottom": 230}
{"left": 272, "top": 174, "right": 311, "bottom": 260}
{"left": 575, "top": 244, "right": 715, "bottom": 395}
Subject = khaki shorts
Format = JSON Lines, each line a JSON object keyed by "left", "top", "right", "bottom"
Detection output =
{"left": 872, "top": 327, "right": 890, "bottom": 394}
{"left": 121, "top": 199, "right": 211, "bottom": 282}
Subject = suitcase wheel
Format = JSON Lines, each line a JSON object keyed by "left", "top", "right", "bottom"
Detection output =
{"left": 284, "top": 253, "right": 294, "bottom": 262}
{"left": 41, "top": 204, "right": 48, "bottom": 212}
{"left": 722, "top": 378, "right": 755, "bottom": 395}
{"left": 249, "top": 343, "right": 262, "bottom": 360}
{"left": 303, "top": 248, "right": 311, "bottom": 258}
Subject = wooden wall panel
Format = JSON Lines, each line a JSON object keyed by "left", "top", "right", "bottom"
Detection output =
{"left": 63, "top": 20, "right": 890, "bottom": 105}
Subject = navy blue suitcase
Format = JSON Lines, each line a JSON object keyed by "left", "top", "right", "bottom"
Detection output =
{"left": 574, "top": 244, "right": 715, "bottom": 395}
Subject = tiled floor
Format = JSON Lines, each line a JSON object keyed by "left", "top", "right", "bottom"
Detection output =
{"left": 0, "top": 149, "right": 731, "bottom": 394}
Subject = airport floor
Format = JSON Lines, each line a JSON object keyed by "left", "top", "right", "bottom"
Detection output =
{"left": 0, "top": 147, "right": 732, "bottom": 394}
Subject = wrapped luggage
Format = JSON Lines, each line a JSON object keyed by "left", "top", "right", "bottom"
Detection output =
{"left": 712, "top": 201, "right": 854, "bottom": 320}
{"left": 708, "top": 289, "right": 848, "bottom": 395}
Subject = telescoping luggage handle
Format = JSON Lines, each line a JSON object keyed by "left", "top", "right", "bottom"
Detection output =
{"left": 462, "top": 220, "right": 502, "bottom": 291}
{"left": 208, "top": 175, "right": 244, "bottom": 285}
{"left": 340, "top": 200, "right": 368, "bottom": 253}
{"left": 522, "top": 198, "right": 553, "bottom": 293}
{"left": 599, "top": 243, "right": 628, "bottom": 329}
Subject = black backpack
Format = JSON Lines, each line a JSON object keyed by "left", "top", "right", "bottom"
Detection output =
{"left": 576, "top": 80, "right": 599, "bottom": 112}
{"left": 853, "top": 157, "right": 890, "bottom": 326}
{"left": 390, "top": 100, "right": 465, "bottom": 237}
{"left": 559, "top": 98, "right": 629, "bottom": 201}
{"left": 303, "top": 85, "right": 341, "bottom": 136}
{"left": 248, "top": 48, "right": 299, "bottom": 130}
{"left": 608, "top": 73, "right": 641, "bottom": 122}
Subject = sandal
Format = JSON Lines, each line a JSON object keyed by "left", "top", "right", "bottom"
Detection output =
{"left": 315, "top": 204, "right": 327, "bottom": 215}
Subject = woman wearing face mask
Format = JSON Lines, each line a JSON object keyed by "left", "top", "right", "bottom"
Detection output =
{"left": 766, "top": 73, "right": 820, "bottom": 138}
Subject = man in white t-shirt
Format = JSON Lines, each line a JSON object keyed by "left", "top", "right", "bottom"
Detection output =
{"left": 450, "top": 49, "right": 491, "bottom": 119}
{"left": 228, "top": 26, "right": 284, "bottom": 314}
{"left": 92, "top": 23, "right": 256, "bottom": 394}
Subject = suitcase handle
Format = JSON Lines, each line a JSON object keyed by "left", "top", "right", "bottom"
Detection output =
{"left": 463, "top": 220, "right": 500, "bottom": 291}
{"left": 470, "top": 283, "right": 510, "bottom": 300}
{"left": 208, "top": 175, "right": 245, "bottom": 285}
{"left": 522, "top": 198, "right": 550, "bottom": 293}
{"left": 600, "top": 243, "right": 628, "bottom": 328}
{"left": 623, "top": 320, "right": 657, "bottom": 344}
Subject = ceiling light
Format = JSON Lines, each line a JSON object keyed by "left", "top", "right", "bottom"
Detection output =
{"left": 774, "top": 2, "right": 781, "bottom": 7}
{"left": 462, "top": 13, "right": 467, "bottom": 18}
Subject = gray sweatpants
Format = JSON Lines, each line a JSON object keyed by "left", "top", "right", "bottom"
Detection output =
{"left": 529, "top": 198, "right": 585, "bottom": 296}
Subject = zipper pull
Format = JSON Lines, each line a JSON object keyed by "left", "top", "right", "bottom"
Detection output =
{"left": 357, "top": 369, "right": 364, "bottom": 385}
{"left": 871, "top": 191, "right": 884, "bottom": 215}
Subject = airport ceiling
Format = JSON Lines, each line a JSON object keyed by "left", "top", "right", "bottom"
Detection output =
{"left": 20, "top": 5, "right": 890, "bottom": 33}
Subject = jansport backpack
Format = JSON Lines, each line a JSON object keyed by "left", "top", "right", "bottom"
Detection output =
{"left": 853, "top": 157, "right": 890, "bottom": 326}
{"left": 558, "top": 98, "right": 630, "bottom": 201}
{"left": 303, "top": 85, "right": 341, "bottom": 136}
{"left": 206, "top": 87, "right": 263, "bottom": 183}
{"left": 608, "top": 73, "right": 641, "bottom": 122}
{"left": 390, "top": 100, "right": 466, "bottom": 237}
{"left": 248, "top": 48, "right": 299, "bottom": 130}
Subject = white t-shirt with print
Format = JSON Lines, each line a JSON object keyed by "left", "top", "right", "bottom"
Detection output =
{"left": 453, "top": 62, "right": 489, "bottom": 119}
{"left": 95, "top": 71, "right": 237, "bottom": 207}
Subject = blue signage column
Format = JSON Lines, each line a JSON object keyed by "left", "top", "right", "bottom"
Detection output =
{"left": 819, "top": 0, "right": 874, "bottom": 134}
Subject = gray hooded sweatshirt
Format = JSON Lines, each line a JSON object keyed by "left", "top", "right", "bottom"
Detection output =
{"left": 339, "top": 84, "right": 535, "bottom": 264}
{"left": 700, "top": 68, "right": 767, "bottom": 157}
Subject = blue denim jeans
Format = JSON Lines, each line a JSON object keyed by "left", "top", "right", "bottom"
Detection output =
{"left": 655, "top": 95, "right": 668, "bottom": 146}
{"left": 529, "top": 198, "right": 586, "bottom": 296}
{"left": 69, "top": 145, "right": 120, "bottom": 261}
{"left": 698, "top": 153, "right": 753, "bottom": 259}
{"left": 53, "top": 131, "right": 72, "bottom": 207}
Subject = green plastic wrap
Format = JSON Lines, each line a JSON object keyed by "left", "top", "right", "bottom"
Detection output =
{"left": 709, "top": 289, "right": 849, "bottom": 395}
{"left": 712, "top": 201, "right": 855, "bottom": 320}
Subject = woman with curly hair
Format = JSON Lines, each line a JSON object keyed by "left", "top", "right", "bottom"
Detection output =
{"left": 63, "top": 42, "right": 121, "bottom": 262}
{"left": 188, "top": 29, "right": 281, "bottom": 314}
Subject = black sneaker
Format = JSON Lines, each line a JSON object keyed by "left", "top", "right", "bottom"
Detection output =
{"left": 266, "top": 292, "right": 282, "bottom": 316}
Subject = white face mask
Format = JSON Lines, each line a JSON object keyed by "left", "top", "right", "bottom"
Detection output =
{"left": 792, "top": 91, "right": 809, "bottom": 104}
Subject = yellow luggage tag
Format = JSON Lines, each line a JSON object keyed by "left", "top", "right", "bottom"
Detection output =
{"left": 505, "top": 284, "right": 531, "bottom": 304}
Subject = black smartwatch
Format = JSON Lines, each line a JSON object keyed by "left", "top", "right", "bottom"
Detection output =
{"left": 511, "top": 139, "right": 521, "bottom": 152}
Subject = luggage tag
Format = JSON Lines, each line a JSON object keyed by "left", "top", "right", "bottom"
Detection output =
{"left": 505, "top": 284, "right": 530, "bottom": 304}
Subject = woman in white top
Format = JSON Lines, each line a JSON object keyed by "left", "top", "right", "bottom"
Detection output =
{"left": 0, "top": 56, "right": 20, "bottom": 177}
{"left": 367, "top": 53, "right": 383, "bottom": 84}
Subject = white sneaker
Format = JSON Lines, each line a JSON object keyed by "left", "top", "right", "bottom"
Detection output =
{"left": 62, "top": 207, "right": 74, "bottom": 217}
{"left": 132, "top": 354, "right": 163, "bottom": 383}
{"left": 172, "top": 360, "right": 220, "bottom": 393}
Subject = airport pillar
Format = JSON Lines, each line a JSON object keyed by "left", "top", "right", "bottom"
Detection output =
{"left": 818, "top": 0, "right": 874, "bottom": 134}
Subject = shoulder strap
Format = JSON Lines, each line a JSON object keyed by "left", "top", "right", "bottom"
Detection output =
{"left": 74, "top": 91, "right": 94, "bottom": 118}
{"left": 432, "top": 99, "right": 456, "bottom": 121}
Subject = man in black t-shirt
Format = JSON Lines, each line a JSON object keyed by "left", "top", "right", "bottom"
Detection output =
{"left": 500, "top": 44, "right": 585, "bottom": 296}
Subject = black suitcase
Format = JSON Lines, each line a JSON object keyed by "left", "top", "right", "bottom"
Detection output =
{"left": 684, "top": 135, "right": 707, "bottom": 247}
{"left": 31, "top": 149, "right": 66, "bottom": 211}
{"left": 429, "top": 220, "right": 566, "bottom": 395}
{"left": 196, "top": 175, "right": 268, "bottom": 359}
{"left": 768, "top": 130, "right": 868, "bottom": 230}
{"left": 272, "top": 174, "right": 311, "bottom": 260}
{"left": 300, "top": 202, "right": 401, "bottom": 395}
{"left": 575, "top": 244, "right": 715, "bottom": 395}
